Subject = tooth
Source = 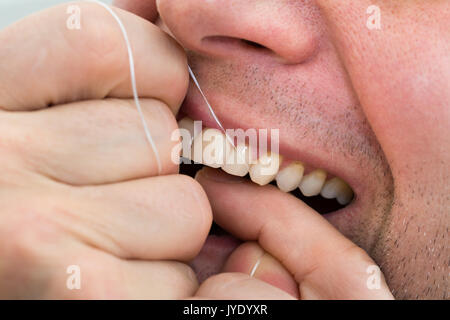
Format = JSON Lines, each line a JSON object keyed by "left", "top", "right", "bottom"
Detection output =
{"left": 249, "top": 152, "right": 282, "bottom": 186}
{"left": 320, "top": 177, "right": 353, "bottom": 205}
{"left": 275, "top": 161, "right": 304, "bottom": 192}
{"left": 192, "top": 128, "right": 226, "bottom": 168}
{"left": 320, "top": 177, "right": 343, "bottom": 199}
{"left": 221, "top": 143, "right": 251, "bottom": 177}
{"left": 336, "top": 184, "right": 354, "bottom": 205}
{"left": 299, "top": 169, "right": 327, "bottom": 196}
{"left": 177, "top": 117, "right": 201, "bottom": 159}
{"left": 178, "top": 117, "right": 195, "bottom": 142}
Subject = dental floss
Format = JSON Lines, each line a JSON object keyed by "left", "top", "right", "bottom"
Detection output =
{"left": 87, "top": 0, "right": 234, "bottom": 172}
{"left": 249, "top": 257, "right": 261, "bottom": 277}
{"left": 86, "top": 0, "right": 163, "bottom": 174}
{"left": 187, "top": 66, "right": 236, "bottom": 148}
{"left": 87, "top": 1, "right": 253, "bottom": 278}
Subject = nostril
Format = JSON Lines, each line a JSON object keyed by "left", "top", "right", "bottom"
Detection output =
{"left": 201, "top": 35, "right": 272, "bottom": 58}
{"left": 241, "top": 39, "right": 266, "bottom": 50}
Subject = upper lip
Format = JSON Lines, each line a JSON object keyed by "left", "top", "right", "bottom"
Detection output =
{"left": 180, "top": 85, "right": 366, "bottom": 211}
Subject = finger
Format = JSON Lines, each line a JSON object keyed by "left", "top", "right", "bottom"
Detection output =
{"left": 23, "top": 174, "right": 212, "bottom": 261}
{"left": 222, "top": 242, "right": 299, "bottom": 299}
{"left": 72, "top": 174, "right": 212, "bottom": 261}
{"left": 62, "top": 258, "right": 199, "bottom": 299}
{"left": 2, "top": 98, "right": 179, "bottom": 185}
{"left": 119, "top": 260, "right": 198, "bottom": 299}
{"left": 0, "top": 2, "right": 187, "bottom": 111}
{"left": 113, "top": 0, "right": 158, "bottom": 22}
{"left": 0, "top": 233, "right": 197, "bottom": 299}
{"left": 196, "top": 273, "right": 295, "bottom": 300}
{"left": 195, "top": 168, "right": 394, "bottom": 299}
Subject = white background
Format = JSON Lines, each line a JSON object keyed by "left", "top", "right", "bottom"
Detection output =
{"left": 0, "top": 0, "right": 112, "bottom": 30}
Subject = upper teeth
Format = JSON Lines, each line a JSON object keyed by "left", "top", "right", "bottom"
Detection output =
{"left": 178, "top": 117, "right": 354, "bottom": 205}
{"left": 249, "top": 152, "right": 282, "bottom": 186}
{"left": 222, "top": 142, "right": 251, "bottom": 177}
{"left": 299, "top": 169, "right": 327, "bottom": 197}
{"left": 192, "top": 128, "right": 226, "bottom": 168}
{"left": 321, "top": 177, "right": 354, "bottom": 205}
{"left": 275, "top": 161, "right": 304, "bottom": 192}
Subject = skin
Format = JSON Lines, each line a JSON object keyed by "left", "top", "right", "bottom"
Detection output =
{"left": 0, "top": 3, "right": 209, "bottom": 299}
{"left": 121, "top": 0, "right": 450, "bottom": 299}
{"left": 0, "top": 0, "right": 447, "bottom": 299}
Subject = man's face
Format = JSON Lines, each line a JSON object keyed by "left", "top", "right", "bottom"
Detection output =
{"left": 151, "top": 0, "right": 449, "bottom": 299}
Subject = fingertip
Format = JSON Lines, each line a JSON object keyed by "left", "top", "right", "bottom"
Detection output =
{"left": 222, "top": 242, "right": 263, "bottom": 274}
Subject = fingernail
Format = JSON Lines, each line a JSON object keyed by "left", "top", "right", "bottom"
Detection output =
{"left": 195, "top": 167, "right": 244, "bottom": 184}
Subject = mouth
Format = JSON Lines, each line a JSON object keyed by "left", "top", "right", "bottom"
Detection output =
{"left": 178, "top": 93, "right": 359, "bottom": 282}
{"left": 177, "top": 105, "right": 355, "bottom": 214}
{"left": 177, "top": 118, "right": 354, "bottom": 215}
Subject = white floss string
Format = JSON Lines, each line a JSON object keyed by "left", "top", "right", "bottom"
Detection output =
{"left": 188, "top": 67, "right": 235, "bottom": 148}
{"left": 87, "top": 0, "right": 162, "bottom": 174}
{"left": 249, "top": 257, "right": 261, "bottom": 277}
{"left": 88, "top": 1, "right": 233, "bottom": 171}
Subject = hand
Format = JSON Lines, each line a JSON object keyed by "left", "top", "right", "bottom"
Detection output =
{"left": 0, "top": 2, "right": 212, "bottom": 299}
{"left": 192, "top": 168, "right": 394, "bottom": 299}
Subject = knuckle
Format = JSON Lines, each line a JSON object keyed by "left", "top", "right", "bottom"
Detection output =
{"left": 60, "top": 2, "right": 133, "bottom": 85}
{"left": 69, "top": 2, "right": 188, "bottom": 109}
{"left": 67, "top": 2, "right": 124, "bottom": 57}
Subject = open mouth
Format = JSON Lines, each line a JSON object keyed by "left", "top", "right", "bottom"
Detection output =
{"left": 177, "top": 115, "right": 356, "bottom": 282}
{"left": 177, "top": 115, "right": 355, "bottom": 222}
{"left": 178, "top": 116, "right": 354, "bottom": 211}
{"left": 179, "top": 158, "right": 352, "bottom": 216}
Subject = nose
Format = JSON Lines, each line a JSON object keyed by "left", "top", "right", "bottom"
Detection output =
{"left": 157, "top": 0, "right": 319, "bottom": 64}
